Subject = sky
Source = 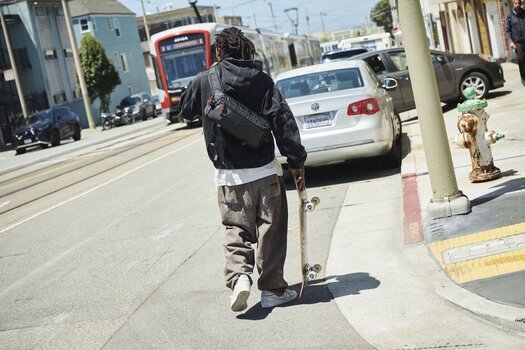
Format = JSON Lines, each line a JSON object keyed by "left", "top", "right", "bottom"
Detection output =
{"left": 116, "top": 0, "right": 380, "bottom": 35}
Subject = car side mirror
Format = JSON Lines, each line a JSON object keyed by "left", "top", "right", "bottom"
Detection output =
{"left": 436, "top": 55, "right": 445, "bottom": 64}
{"left": 382, "top": 77, "right": 398, "bottom": 89}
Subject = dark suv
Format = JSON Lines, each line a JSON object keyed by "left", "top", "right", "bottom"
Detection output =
{"left": 320, "top": 48, "right": 371, "bottom": 63}
{"left": 12, "top": 106, "right": 81, "bottom": 155}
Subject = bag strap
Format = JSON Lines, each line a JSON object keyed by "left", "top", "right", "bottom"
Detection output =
{"left": 208, "top": 66, "right": 224, "bottom": 98}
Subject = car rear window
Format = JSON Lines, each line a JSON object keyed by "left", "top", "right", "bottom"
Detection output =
{"left": 321, "top": 49, "right": 368, "bottom": 62}
{"left": 278, "top": 68, "right": 364, "bottom": 99}
{"left": 120, "top": 96, "right": 140, "bottom": 107}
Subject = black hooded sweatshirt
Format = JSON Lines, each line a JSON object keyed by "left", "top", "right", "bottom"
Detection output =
{"left": 180, "top": 57, "right": 306, "bottom": 170}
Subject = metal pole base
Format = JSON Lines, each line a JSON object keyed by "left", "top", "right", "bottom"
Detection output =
{"left": 428, "top": 191, "right": 471, "bottom": 218}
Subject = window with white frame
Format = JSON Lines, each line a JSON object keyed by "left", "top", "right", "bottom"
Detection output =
{"left": 80, "top": 18, "right": 90, "bottom": 33}
{"left": 107, "top": 17, "right": 113, "bottom": 31}
{"left": 127, "top": 85, "right": 133, "bottom": 95}
{"left": 120, "top": 53, "right": 129, "bottom": 72}
{"left": 113, "top": 18, "right": 121, "bottom": 37}
{"left": 92, "top": 17, "right": 97, "bottom": 31}
{"left": 43, "top": 49, "right": 58, "bottom": 60}
{"left": 113, "top": 52, "right": 119, "bottom": 68}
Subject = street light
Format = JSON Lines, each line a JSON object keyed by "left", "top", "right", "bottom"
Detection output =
{"left": 284, "top": 7, "right": 298, "bottom": 34}
{"left": 188, "top": 0, "right": 203, "bottom": 23}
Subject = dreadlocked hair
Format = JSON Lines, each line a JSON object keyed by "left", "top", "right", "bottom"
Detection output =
{"left": 215, "top": 27, "right": 256, "bottom": 60}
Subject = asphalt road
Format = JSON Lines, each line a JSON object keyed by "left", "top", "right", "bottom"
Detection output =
{"left": 0, "top": 124, "right": 392, "bottom": 349}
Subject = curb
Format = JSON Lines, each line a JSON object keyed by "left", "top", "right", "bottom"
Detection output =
{"left": 436, "top": 283, "right": 525, "bottom": 333}
{"left": 401, "top": 119, "right": 525, "bottom": 335}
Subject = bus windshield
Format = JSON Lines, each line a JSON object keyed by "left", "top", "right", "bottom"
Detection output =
{"left": 161, "top": 47, "right": 206, "bottom": 90}
{"left": 157, "top": 33, "right": 208, "bottom": 90}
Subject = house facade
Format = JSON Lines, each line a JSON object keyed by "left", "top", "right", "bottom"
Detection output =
{"left": 69, "top": 0, "right": 149, "bottom": 116}
{"left": 0, "top": 0, "right": 84, "bottom": 146}
{"left": 390, "top": 0, "right": 513, "bottom": 62}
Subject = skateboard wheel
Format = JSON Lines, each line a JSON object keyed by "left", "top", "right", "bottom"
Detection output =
{"left": 305, "top": 203, "right": 314, "bottom": 212}
{"left": 306, "top": 271, "right": 317, "bottom": 280}
{"left": 310, "top": 197, "right": 320, "bottom": 206}
{"left": 313, "top": 264, "right": 322, "bottom": 273}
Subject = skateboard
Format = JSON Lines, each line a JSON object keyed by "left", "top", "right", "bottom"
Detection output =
{"left": 296, "top": 185, "right": 322, "bottom": 298}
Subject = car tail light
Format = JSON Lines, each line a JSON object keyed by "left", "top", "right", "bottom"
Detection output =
{"left": 347, "top": 98, "right": 381, "bottom": 116}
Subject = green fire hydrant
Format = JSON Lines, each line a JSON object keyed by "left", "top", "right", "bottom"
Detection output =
{"left": 455, "top": 87, "right": 504, "bottom": 183}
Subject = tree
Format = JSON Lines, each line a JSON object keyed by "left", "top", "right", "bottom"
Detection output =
{"left": 79, "top": 34, "right": 120, "bottom": 113}
{"left": 371, "top": 0, "right": 393, "bottom": 34}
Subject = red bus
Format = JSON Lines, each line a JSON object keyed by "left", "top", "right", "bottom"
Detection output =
{"left": 150, "top": 23, "right": 321, "bottom": 125}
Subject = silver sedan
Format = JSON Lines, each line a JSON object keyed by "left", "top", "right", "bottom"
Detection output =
{"left": 275, "top": 60, "right": 402, "bottom": 168}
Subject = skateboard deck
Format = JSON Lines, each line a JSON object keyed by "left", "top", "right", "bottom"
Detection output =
{"left": 296, "top": 185, "right": 321, "bottom": 298}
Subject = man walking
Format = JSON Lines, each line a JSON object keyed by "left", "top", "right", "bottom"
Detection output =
{"left": 507, "top": 0, "right": 525, "bottom": 85}
{"left": 180, "top": 27, "right": 307, "bottom": 312}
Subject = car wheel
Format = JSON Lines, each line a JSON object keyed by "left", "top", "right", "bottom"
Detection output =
{"left": 460, "top": 72, "right": 489, "bottom": 100}
{"left": 73, "top": 124, "right": 81, "bottom": 141}
{"left": 15, "top": 148, "right": 26, "bottom": 155}
{"left": 50, "top": 130, "right": 61, "bottom": 147}
{"left": 382, "top": 113, "right": 402, "bottom": 168}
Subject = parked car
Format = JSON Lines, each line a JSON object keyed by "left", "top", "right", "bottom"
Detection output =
{"left": 119, "top": 92, "right": 157, "bottom": 122}
{"left": 349, "top": 48, "right": 505, "bottom": 113}
{"left": 11, "top": 106, "right": 81, "bottom": 155}
{"left": 275, "top": 60, "right": 402, "bottom": 168}
{"left": 320, "top": 47, "right": 371, "bottom": 63}
{"left": 152, "top": 95, "right": 162, "bottom": 115}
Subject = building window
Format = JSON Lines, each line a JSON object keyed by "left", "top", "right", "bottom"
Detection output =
{"left": 53, "top": 92, "right": 67, "bottom": 104}
{"left": 43, "top": 49, "right": 58, "bottom": 60}
{"left": 55, "top": 7, "right": 64, "bottom": 16}
{"left": 120, "top": 53, "right": 129, "bottom": 72}
{"left": 107, "top": 17, "right": 113, "bottom": 31}
{"left": 80, "top": 18, "right": 90, "bottom": 33}
{"left": 127, "top": 85, "right": 133, "bottom": 95}
{"left": 64, "top": 48, "right": 73, "bottom": 58}
{"left": 92, "top": 17, "right": 97, "bottom": 31}
{"left": 113, "top": 18, "right": 121, "bottom": 37}
{"left": 35, "top": 6, "right": 47, "bottom": 16}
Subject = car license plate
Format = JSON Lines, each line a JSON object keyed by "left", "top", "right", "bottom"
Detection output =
{"left": 304, "top": 113, "right": 332, "bottom": 129}
{"left": 24, "top": 139, "right": 32, "bottom": 145}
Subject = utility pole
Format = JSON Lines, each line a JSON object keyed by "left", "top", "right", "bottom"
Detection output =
{"left": 0, "top": 2, "right": 29, "bottom": 120}
{"left": 319, "top": 12, "right": 327, "bottom": 33}
{"left": 264, "top": 1, "right": 277, "bottom": 31}
{"left": 140, "top": 0, "right": 150, "bottom": 44}
{"left": 61, "top": 0, "right": 96, "bottom": 129}
{"left": 398, "top": 0, "right": 470, "bottom": 218}
{"left": 305, "top": 8, "right": 312, "bottom": 35}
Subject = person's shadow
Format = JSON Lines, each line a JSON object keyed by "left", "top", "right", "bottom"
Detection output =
{"left": 236, "top": 272, "right": 380, "bottom": 320}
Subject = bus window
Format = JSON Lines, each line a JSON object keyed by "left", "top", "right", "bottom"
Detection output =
{"left": 288, "top": 43, "right": 297, "bottom": 67}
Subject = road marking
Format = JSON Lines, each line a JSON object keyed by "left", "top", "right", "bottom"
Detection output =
{"left": 429, "top": 222, "right": 525, "bottom": 283}
{"left": 0, "top": 157, "right": 89, "bottom": 191}
{"left": 0, "top": 201, "right": 9, "bottom": 209}
{"left": 0, "top": 137, "right": 201, "bottom": 235}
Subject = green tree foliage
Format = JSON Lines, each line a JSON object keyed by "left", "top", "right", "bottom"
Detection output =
{"left": 371, "top": 0, "right": 393, "bottom": 34}
{"left": 79, "top": 34, "right": 120, "bottom": 113}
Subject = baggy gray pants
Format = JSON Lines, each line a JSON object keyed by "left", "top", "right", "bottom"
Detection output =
{"left": 218, "top": 175, "right": 288, "bottom": 294}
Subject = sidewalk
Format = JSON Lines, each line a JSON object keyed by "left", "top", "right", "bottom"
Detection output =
{"left": 326, "top": 62, "right": 525, "bottom": 349}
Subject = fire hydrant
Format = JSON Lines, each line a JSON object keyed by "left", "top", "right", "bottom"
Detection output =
{"left": 455, "top": 87, "right": 504, "bottom": 183}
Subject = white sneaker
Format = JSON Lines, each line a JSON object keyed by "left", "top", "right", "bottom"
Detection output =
{"left": 230, "top": 275, "right": 251, "bottom": 312}
{"left": 260, "top": 289, "right": 297, "bottom": 308}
